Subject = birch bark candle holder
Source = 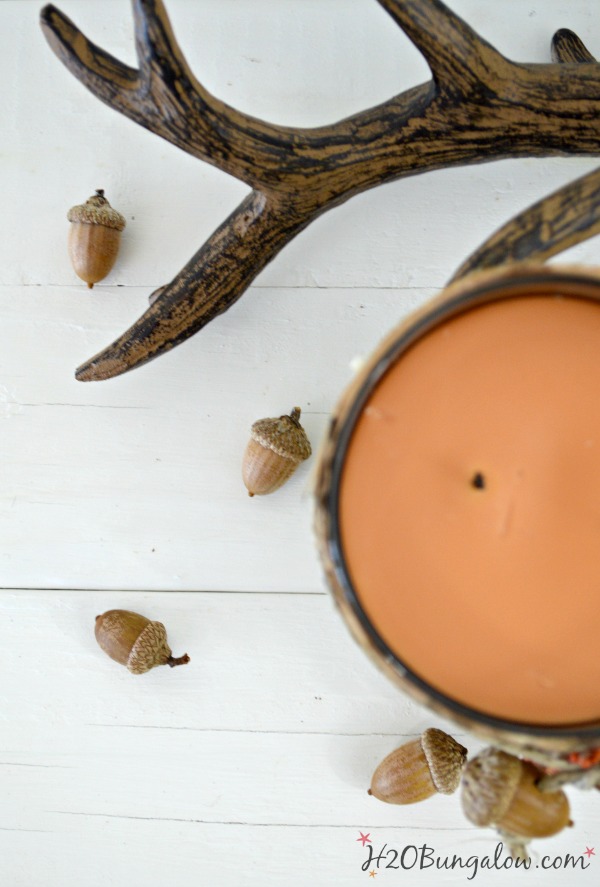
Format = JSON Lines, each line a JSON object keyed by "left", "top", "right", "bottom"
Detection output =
{"left": 315, "top": 263, "right": 600, "bottom": 767}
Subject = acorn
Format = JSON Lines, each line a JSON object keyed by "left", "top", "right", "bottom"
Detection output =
{"left": 242, "top": 407, "right": 312, "bottom": 496}
{"left": 461, "top": 748, "right": 571, "bottom": 839}
{"left": 368, "top": 728, "right": 468, "bottom": 804}
{"left": 67, "top": 190, "right": 126, "bottom": 288}
{"left": 94, "top": 609, "right": 190, "bottom": 674}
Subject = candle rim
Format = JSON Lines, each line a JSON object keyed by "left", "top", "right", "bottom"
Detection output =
{"left": 324, "top": 264, "right": 600, "bottom": 739}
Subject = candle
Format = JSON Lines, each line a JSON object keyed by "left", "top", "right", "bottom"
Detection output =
{"left": 319, "top": 267, "right": 600, "bottom": 738}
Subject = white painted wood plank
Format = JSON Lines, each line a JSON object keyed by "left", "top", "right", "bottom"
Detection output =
{"left": 2, "top": 728, "right": 480, "bottom": 829}
{"left": 0, "top": 590, "right": 436, "bottom": 733}
{"left": 0, "top": 284, "right": 428, "bottom": 591}
{"left": 1, "top": 1, "right": 598, "bottom": 291}
{"left": 1, "top": 591, "right": 599, "bottom": 887}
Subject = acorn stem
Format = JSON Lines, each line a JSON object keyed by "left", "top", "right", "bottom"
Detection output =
{"left": 167, "top": 653, "right": 190, "bottom": 668}
{"left": 289, "top": 407, "right": 301, "bottom": 424}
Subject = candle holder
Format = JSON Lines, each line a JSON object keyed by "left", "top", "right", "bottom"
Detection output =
{"left": 315, "top": 260, "right": 600, "bottom": 860}
{"left": 315, "top": 262, "right": 600, "bottom": 760}
{"left": 315, "top": 181, "right": 600, "bottom": 852}
{"left": 315, "top": 148, "right": 600, "bottom": 772}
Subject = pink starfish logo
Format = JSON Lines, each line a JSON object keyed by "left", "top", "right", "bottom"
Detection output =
{"left": 357, "top": 831, "right": 372, "bottom": 847}
{"left": 584, "top": 847, "right": 595, "bottom": 859}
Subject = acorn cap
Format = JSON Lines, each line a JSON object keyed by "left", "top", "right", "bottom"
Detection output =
{"left": 421, "top": 727, "right": 468, "bottom": 794}
{"left": 250, "top": 407, "right": 311, "bottom": 463}
{"left": 127, "top": 620, "right": 172, "bottom": 674}
{"left": 461, "top": 748, "right": 523, "bottom": 826}
{"left": 67, "top": 189, "right": 126, "bottom": 231}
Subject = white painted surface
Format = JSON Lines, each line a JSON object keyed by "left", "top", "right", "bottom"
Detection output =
{"left": 2, "top": 1, "right": 600, "bottom": 884}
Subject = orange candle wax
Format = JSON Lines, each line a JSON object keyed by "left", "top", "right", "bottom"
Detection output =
{"left": 339, "top": 293, "right": 600, "bottom": 726}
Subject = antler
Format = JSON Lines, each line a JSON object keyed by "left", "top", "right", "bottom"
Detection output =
{"left": 40, "top": 0, "right": 600, "bottom": 381}
{"left": 451, "top": 165, "right": 600, "bottom": 283}
{"left": 452, "top": 33, "right": 600, "bottom": 282}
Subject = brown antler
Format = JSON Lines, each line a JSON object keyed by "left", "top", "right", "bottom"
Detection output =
{"left": 450, "top": 165, "right": 600, "bottom": 283}
{"left": 451, "top": 33, "right": 600, "bottom": 282}
{"left": 40, "top": 0, "right": 600, "bottom": 381}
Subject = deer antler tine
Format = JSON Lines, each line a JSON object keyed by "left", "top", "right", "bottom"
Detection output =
{"left": 132, "top": 0, "right": 197, "bottom": 88}
{"left": 552, "top": 28, "right": 596, "bottom": 64}
{"left": 450, "top": 165, "right": 600, "bottom": 283}
{"left": 41, "top": 1, "right": 306, "bottom": 188}
{"left": 40, "top": 5, "right": 139, "bottom": 96}
{"left": 451, "top": 34, "right": 599, "bottom": 282}
{"left": 74, "top": 191, "right": 308, "bottom": 381}
{"left": 375, "top": 0, "right": 507, "bottom": 90}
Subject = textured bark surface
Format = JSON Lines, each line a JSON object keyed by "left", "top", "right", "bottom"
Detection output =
{"left": 40, "top": 0, "right": 600, "bottom": 380}
{"left": 452, "top": 33, "right": 600, "bottom": 282}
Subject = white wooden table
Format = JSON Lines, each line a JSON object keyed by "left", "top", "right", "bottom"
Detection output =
{"left": 2, "top": 1, "right": 600, "bottom": 883}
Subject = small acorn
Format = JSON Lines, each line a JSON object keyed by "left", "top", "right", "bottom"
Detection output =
{"left": 242, "top": 407, "right": 312, "bottom": 496}
{"left": 368, "top": 728, "right": 468, "bottom": 804}
{"left": 461, "top": 748, "right": 571, "bottom": 839}
{"left": 94, "top": 609, "right": 190, "bottom": 674}
{"left": 67, "top": 190, "right": 126, "bottom": 288}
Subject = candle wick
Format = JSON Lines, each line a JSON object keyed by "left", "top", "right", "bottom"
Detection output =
{"left": 471, "top": 472, "right": 486, "bottom": 490}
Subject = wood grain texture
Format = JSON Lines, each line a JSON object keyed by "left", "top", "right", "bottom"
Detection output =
{"left": 553, "top": 28, "right": 596, "bottom": 64}
{"left": 40, "top": 0, "right": 600, "bottom": 380}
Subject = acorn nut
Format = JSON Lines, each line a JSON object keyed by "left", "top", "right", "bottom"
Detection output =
{"left": 368, "top": 728, "right": 468, "bottom": 804}
{"left": 242, "top": 407, "right": 311, "bottom": 496}
{"left": 67, "top": 190, "right": 126, "bottom": 288}
{"left": 461, "top": 748, "right": 571, "bottom": 839}
{"left": 95, "top": 609, "right": 190, "bottom": 674}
